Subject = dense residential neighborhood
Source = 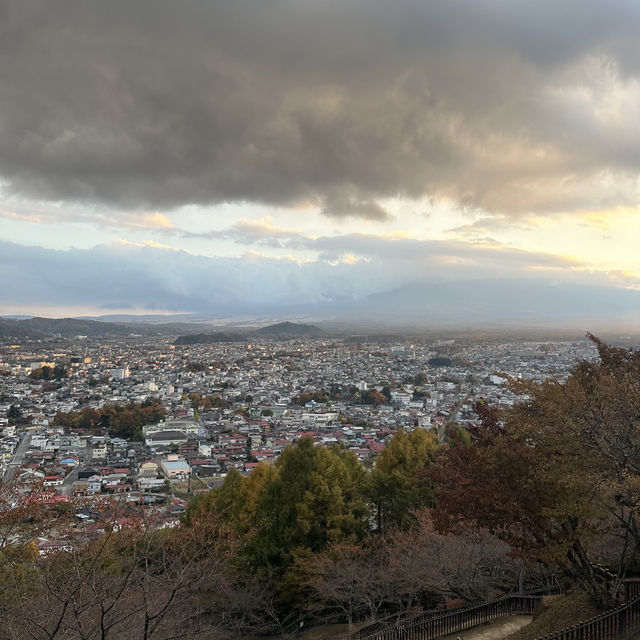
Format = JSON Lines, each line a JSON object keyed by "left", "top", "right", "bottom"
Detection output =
{"left": 1, "top": 330, "right": 597, "bottom": 516}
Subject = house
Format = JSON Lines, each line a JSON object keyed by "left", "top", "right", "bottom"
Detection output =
{"left": 43, "top": 475, "right": 64, "bottom": 487}
{"left": 102, "top": 473, "right": 128, "bottom": 488}
{"left": 36, "top": 538, "right": 74, "bottom": 556}
{"left": 87, "top": 476, "right": 102, "bottom": 494}
{"left": 31, "top": 434, "right": 48, "bottom": 449}
{"left": 73, "top": 480, "right": 89, "bottom": 496}
{"left": 18, "top": 467, "right": 45, "bottom": 483}
{"left": 78, "top": 466, "right": 101, "bottom": 479}
{"left": 91, "top": 439, "right": 108, "bottom": 459}
{"left": 198, "top": 442, "right": 213, "bottom": 457}
{"left": 138, "top": 460, "right": 159, "bottom": 477}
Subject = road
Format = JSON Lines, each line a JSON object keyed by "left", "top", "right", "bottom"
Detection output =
{"left": 3, "top": 432, "right": 32, "bottom": 483}
{"left": 60, "top": 467, "right": 79, "bottom": 496}
{"left": 59, "top": 440, "right": 92, "bottom": 496}
{"left": 438, "top": 390, "right": 472, "bottom": 443}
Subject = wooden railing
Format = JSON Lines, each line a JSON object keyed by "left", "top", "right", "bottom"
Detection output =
{"left": 348, "top": 593, "right": 552, "bottom": 640}
{"left": 625, "top": 579, "right": 640, "bottom": 602}
{"left": 535, "top": 594, "right": 640, "bottom": 640}
{"left": 352, "top": 581, "right": 640, "bottom": 640}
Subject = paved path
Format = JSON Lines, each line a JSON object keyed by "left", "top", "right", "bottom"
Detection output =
{"left": 438, "top": 615, "right": 532, "bottom": 640}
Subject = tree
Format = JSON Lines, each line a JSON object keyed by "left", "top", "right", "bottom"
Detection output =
{"left": 29, "top": 366, "right": 53, "bottom": 381}
{"left": 383, "top": 512, "right": 522, "bottom": 606}
{"left": 251, "top": 440, "right": 369, "bottom": 574}
{"left": 193, "top": 440, "right": 369, "bottom": 581}
{"left": 290, "top": 390, "right": 329, "bottom": 406}
{"left": 53, "top": 401, "right": 165, "bottom": 439}
{"left": 302, "top": 512, "right": 531, "bottom": 627}
{"left": 357, "top": 389, "right": 387, "bottom": 406}
{"left": 413, "top": 373, "right": 428, "bottom": 386}
{"left": 303, "top": 542, "right": 387, "bottom": 627}
{"left": 369, "top": 428, "right": 439, "bottom": 531}
{"left": 53, "top": 365, "right": 69, "bottom": 380}
{"left": 428, "top": 357, "right": 452, "bottom": 367}
{"left": 0, "top": 481, "right": 55, "bottom": 550}
{"left": 6, "top": 405, "right": 24, "bottom": 425}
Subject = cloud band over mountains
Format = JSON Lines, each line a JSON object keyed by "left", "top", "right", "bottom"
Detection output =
{"left": 2, "top": 236, "right": 638, "bottom": 327}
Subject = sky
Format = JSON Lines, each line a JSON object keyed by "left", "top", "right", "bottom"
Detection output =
{"left": 2, "top": 0, "right": 640, "bottom": 328}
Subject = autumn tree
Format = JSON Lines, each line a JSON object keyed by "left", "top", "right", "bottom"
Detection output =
{"left": 0, "top": 506, "right": 234, "bottom": 640}
{"left": 0, "top": 481, "right": 55, "bottom": 550}
{"left": 300, "top": 511, "right": 533, "bottom": 628}
{"left": 357, "top": 389, "right": 387, "bottom": 406}
{"left": 431, "top": 337, "right": 640, "bottom": 607}
{"left": 290, "top": 390, "right": 329, "bottom": 406}
{"left": 382, "top": 512, "right": 524, "bottom": 607}
{"left": 53, "top": 401, "right": 165, "bottom": 439}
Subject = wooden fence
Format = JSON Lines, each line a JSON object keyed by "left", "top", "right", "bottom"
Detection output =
{"left": 352, "top": 594, "right": 547, "bottom": 640}
{"left": 625, "top": 579, "right": 640, "bottom": 602}
{"left": 334, "top": 587, "right": 562, "bottom": 640}
{"left": 353, "top": 584, "right": 640, "bottom": 640}
{"left": 535, "top": 594, "right": 640, "bottom": 640}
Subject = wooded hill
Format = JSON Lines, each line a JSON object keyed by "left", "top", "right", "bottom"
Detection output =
{"left": 0, "top": 316, "right": 217, "bottom": 340}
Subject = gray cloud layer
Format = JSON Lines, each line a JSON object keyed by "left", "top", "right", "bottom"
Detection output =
{"left": 2, "top": 1, "right": 640, "bottom": 218}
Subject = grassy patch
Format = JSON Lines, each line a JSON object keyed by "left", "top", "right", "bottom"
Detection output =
{"left": 170, "top": 475, "right": 209, "bottom": 497}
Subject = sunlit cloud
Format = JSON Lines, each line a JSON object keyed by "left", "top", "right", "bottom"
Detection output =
{"left": 0, "top": 205, "right": 174, "bottom": 230}
{"left": 135, "top": 213, "right": 174, "bottom": 229}
{"left": 114, "top": 239, "right": 182, "bottom": 252}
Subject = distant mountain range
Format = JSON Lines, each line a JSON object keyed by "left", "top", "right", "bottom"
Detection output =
{"left": 4, "top": 276, "right": 640, "bottom": 339}
{"left": 173, "top": 322, "right": 325, "bottom": 344}
{"left": 0, "top": 317, "right": 216, "bottom": 340}
{"left": 0, "top": 317, "right": 135, "bottom": 339}
{"left": 0, "top": 317, "right": 327, "bottom": 342}
{"left": 253, "top": 321, "right": 325, "bottom": 337}
{"left": 174, "top": 332, "right": 247, "bottom": 345}
{"left": 337, "top": 279, "right": 640, "bottom": 330}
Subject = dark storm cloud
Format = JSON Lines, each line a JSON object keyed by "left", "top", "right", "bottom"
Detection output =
{"left": 321, "top": 191, "right": 392, "bottom": 222}
{"left": 1, "top": 0, "right": 640, "bottom": 218}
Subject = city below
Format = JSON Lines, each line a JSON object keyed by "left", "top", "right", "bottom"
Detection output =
{"left": 0, "top": 318, "right": 608, "bottom": 548}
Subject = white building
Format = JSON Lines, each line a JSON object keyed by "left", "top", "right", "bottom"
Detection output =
{"left": 143, "top": 420, "right": 201, "bottom": 439}
{"left": 110, "top": 366, "right": 130, "bottom": 380}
